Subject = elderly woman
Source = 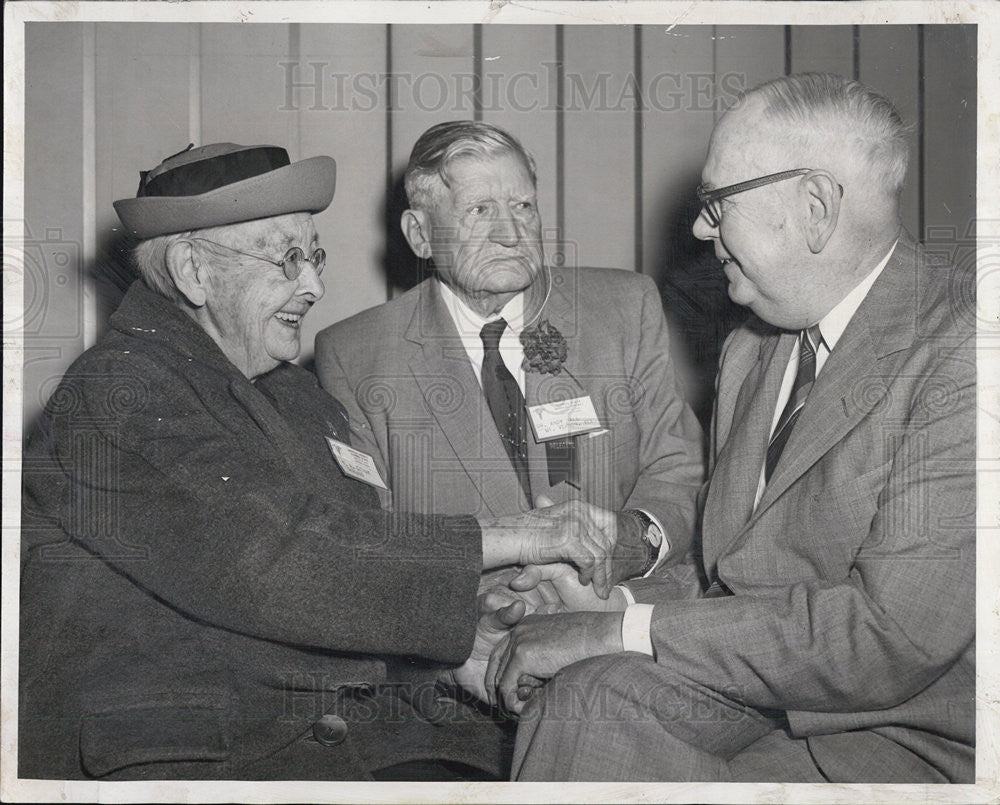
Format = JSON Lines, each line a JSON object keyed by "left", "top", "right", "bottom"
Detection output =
{"left": 19, "top": 143, "right": 620, "bottom": 781}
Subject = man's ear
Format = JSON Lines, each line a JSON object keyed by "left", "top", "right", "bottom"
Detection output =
{"left": 401, "top": 209, "right": 433, "bottom": 260}
{"left": 165, "top": 240, "right": 209, "bottom": 307}
{"left": 802, "top": 171, "right": 842, "bottom": 254}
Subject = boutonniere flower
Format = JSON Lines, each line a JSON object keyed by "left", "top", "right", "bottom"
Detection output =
{"left": 520, "top": 320, "right": 574, "bottom": 378}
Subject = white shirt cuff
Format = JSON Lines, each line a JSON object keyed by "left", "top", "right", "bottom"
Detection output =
{"left": 615, "top": 584, "right": 636, "bottom": 606}
{"left": 635, "top": 508, "right": 670, "bottom": 576}
{"left": 621, "top": 603, "right": 655, "bottom": 657}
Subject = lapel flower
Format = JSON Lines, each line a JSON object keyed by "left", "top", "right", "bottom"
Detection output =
{"left": 520, "top": 320, "right": 570, "bottom": 376}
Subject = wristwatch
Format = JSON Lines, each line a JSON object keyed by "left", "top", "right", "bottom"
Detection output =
{"left": 626, "top": 509, "right": 664, "bottom": 577}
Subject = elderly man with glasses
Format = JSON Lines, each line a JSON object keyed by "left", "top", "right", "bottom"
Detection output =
{"left": 486, "top": 73, "right": 975, "bottom": 783}
{"left": 18, "top": 143, "right": 626, "bottom": 781}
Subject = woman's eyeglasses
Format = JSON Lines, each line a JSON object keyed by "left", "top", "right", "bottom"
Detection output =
{"left": 189, "top": 238, "right": 326, "bottom": 280}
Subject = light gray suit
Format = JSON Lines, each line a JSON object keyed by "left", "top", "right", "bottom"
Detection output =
{"left": 513, "top": 233, "right": 975, "bottom": 783}
{"left": 315, "top": 267, "right": 705, "bottom": 562}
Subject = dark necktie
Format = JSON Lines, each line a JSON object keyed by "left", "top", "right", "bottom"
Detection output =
{"left": 764, "top": 325, "right": 822, "bottom": 483}
{"left": 480, "top": 319, "right": 532, "bottom": 501}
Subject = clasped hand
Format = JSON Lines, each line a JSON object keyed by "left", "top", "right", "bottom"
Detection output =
{"left": 481, "top": 563, "right": 628, "bottom": 617}
{"left": 453, "top": 562, "right": 628, "bottom": 709}
{"left": 479, "top": 499, "right": 619, "bottom": 599}
{"left": 485, "top": 609, "right": 624, "bottom": 714}
{"left": 461, "top": 498, "right": 634, "bottom": 709}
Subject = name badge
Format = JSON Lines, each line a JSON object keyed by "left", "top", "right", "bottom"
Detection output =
{"left": 325, "top": 437, "right": 387, "bottom": 489}
{"left": 527, "top": 396, "right": 602, "bottom": 442}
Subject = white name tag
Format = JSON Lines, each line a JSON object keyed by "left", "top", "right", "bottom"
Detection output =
{"left": 527, "top": 396, "right": 602, "bottom": 442}
{"left": 325, "top": 437, "right": 387, "bottom": 489}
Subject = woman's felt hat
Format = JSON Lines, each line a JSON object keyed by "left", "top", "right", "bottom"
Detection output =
{"left": 114, "top": 142, "right": 336, "bottom": 238}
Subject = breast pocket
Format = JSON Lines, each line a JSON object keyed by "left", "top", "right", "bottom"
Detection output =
{"left": 802, "top": 460, "right": 888, "bottom": 564}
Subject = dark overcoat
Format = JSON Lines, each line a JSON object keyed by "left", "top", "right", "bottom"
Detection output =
{"left": 19, "top": 281, "right": 486, "bottom": 780}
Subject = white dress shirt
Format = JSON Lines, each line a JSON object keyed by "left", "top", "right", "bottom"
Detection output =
{"left": 621, "top": 241, "right": 897, "bottom": 659}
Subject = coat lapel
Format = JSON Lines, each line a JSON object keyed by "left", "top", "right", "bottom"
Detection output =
{"left": 725, "top": 235, "right": 919, "bottom": 547}
{"left": 405, "top": 280, "right": 529, "bottom": 516}
{"left": 523, "top": 279, "right": 584, "bottom": 406}
{"left": 118, "top": 283, "right": 341, "bottom": 493}
{"left": 702, "top": 329, "right": 794, "bottom": 574}
{"left": 522, "top": 270, "right": 589, "bottom": 497}
{"left": 229, "top": 377, "right": 327, "bottom": 489}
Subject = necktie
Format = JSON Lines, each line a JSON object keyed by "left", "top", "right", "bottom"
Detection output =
{"left": 764, "top": 325, "right": 822, "bottom": 483}
{"left": 480, "top": 319, "right": 532, "bottom": 501}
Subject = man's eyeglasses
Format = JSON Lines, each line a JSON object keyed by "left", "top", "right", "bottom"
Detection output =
{"left": 696, "top": 168, "right": 842, "bottom": 228}
{"left": 189, "top": 238, "right": 326, "bottom": 281}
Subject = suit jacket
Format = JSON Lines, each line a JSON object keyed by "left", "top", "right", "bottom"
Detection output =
{"left": 19, "top": 281, "right": 483, "bottom": 780}
{"left": 315, "top": 267, "right": 704, "bottom": 560}
{"left": 628, "top": 233, "right": 975, "bottom": 782}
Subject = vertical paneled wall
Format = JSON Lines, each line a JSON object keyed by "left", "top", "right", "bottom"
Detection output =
{"left": 22, "top": 22, "right": 977, "bottom": 431}
{"left": 299, "top": 25, "right": 391, "bottom": 324}
{"left": 23, "top": 24, "right": 88, "bottom": 416}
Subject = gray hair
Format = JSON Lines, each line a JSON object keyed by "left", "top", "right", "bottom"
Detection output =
{"left": 743, "top": 72, "right": 911, "bottom": 197}
{"left": 131, "top": 223, "right": 240, "bottom": 303}
{"left": 403, "top": 120, "right": 537, "bottom": 210}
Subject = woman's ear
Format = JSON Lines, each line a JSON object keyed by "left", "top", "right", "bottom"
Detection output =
{"left": 165, "top": 240, "right": 209, "bottom": 307}
{"left": 802, "top": 171, "right": 842, "bottom": 254}
{"left": 401, "top": 209, "right": 433, "bottom": 260}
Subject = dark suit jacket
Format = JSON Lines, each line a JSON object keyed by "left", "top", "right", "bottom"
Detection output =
{"left": 628, "top": 234, "right": 975, "bottom": 782}
{"left": 315, "top": 267, "right": 704, "bottom": 561}
{"left": 19, "top": 281, "right": 483, "bottom": 779}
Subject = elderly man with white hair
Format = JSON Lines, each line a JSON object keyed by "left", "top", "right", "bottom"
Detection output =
{"left": 489, "top": 73, "right": 975, "bottom": 783}
{"left": 317, "top": 121, "right": 704, "bottom": 578}
{"left": 18, "top": 143, "right": 625, "bottom": 781}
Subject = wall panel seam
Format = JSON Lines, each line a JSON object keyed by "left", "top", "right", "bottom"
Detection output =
{"left": 82, "top": 23, "right": 97, "bottom": 350}
{"left": 189, "top": 24, "right": 202, "bottom": 147}
{"left": 633, "top": 25, "right": 643, "bottom": 275}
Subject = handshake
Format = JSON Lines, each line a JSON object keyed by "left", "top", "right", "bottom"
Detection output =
{"left": 447, "top": 496, "right": 657, "bottom": 713}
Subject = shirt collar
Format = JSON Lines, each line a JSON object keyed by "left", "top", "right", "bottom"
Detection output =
{"left": 816, "top": 240, "right": 897, "bottom": 351}
{"left": 437, "top": 279, "right": 526, "bottom": 337}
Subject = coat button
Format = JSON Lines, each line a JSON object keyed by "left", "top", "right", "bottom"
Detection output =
{"left": 312, "top": 714, "right": 348, "bottom": 747}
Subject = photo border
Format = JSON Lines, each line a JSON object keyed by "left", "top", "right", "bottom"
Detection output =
{"left": 3, "top": 2, "right": 998, "bottom": 802}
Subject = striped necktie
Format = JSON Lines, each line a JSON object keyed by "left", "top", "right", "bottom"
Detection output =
{"left": 764, "top": 325, "right": 822, "bottom": 484}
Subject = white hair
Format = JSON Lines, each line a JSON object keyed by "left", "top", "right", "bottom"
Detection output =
{"left": 742, "top": 72, "right": 911, "bottom": 198}
{"left": 131, "top": 223, "right": 244, "bottom": 302}
{"left": 404, "top": 120, "right": 537, "bottom": 211}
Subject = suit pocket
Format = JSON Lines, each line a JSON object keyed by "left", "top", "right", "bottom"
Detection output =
{"left": 79, "top": 695, "right": 229, "bottom": 778}
{"left": 802, "top": 461, "right": 888, "bottom": 560}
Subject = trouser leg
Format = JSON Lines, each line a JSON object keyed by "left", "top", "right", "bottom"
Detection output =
{"left": 513, "top": 653, "right": 782, "bottom": 781}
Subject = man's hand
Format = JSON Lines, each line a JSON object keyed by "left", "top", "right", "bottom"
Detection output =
{"left": 511, "top": 563, "right": 629, "bottom": 613}
{"left": 479, "top": 500, "right": 619, "bottom": 598}
{"left": 532, "top": 495, "right": 658, "bottom": 586}
{"left": 451, "top": 600, "right": 526, "bottom": 704}
{"left": 485, "top": 610, "right": 625, "bottom": 714}
{"left": 477, "top": 567, "right": 553, "bottom": 616}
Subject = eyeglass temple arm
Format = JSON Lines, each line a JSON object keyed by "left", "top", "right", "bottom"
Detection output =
{"left": 698, "top": 168, "right": 814, "bottom": 202}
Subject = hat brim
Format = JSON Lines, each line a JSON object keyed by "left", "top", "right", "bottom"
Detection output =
{"left": 114, "top": 156, "right": 336, "bottom": 239}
